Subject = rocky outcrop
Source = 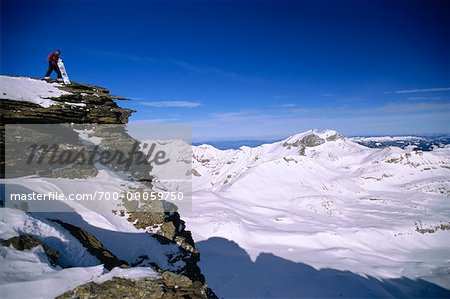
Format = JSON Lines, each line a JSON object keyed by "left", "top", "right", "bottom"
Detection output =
{"left": 126, "top": 198, "right": 206, "bottom": 283}
{"left": 283, "top": 133, "right": 326, "bottom": 155}
{"left": 1, "top": 80, "right": 133, "bottom": 124}
{"left": 50, "top": 219, "right": 128, "bottom": 270}
{"left": 154, "top": 211, "right": 205, "bottom": 283}
{"left": 283, "top": 133, "right": 325, "bottom": 148}
{"left": 57, "top": 271, "right": 216, "bottom": 299}
{"left": 325, "top": 132, "right": 344, "bottom": 142}
{"left": 0, "top": 76, "right": 216, "bottom": 298}
{"left": 0, "top": 234, "right": 60, "bottom": 265}
{"left": 282, "top": 131, "right": 344, "bottom": 155}
{"left": 0, "top": 78, "right": 133, "bottom": 180}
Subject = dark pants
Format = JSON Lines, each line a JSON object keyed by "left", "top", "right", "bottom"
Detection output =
{"left": 45, "top": 63, "right": 62, "bottom": 78}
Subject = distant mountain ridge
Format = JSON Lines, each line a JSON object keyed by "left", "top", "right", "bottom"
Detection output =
{"left": 195, "top": 133, "right": 450, "bottom": 151}
{"left": 350, "top": 135, "right": 450, "bottom": 151}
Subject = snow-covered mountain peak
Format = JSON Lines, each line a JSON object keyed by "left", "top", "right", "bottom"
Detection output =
{"left": 282, "top": 129, "right": 343, "bottom": 147}
{"left": 192, "top": 130, "right": 365, "bottom": 192}
{"left": 191, "top": 128, "right": 449, "bottom": 194}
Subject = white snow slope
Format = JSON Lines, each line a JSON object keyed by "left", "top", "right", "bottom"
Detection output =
{"left": 0, "top": 169, "right": 180, "bottom": 298}
{"left": 0, "top": 208, "right": 158, "bottom": 299}
{"left": 183, "top": 129, "right": 450, "bottom": 298}
{"left": 0, "top": 76, "right": 70, "bottom": 108}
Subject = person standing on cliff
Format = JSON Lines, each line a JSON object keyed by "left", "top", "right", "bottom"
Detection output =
{"left": 44, "top": 50, "right": 63, "bottom": 81}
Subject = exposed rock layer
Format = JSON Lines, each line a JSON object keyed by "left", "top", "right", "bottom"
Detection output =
{"left": 0, "top": 77, "right": 216, "bottom": 298}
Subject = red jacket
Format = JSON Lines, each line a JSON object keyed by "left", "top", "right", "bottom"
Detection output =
{"left": 48, "top": 53, "right": 59, "bottom": 66}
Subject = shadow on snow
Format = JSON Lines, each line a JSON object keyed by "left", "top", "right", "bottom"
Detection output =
{"left": 197, "top": 237, "right": 450, "bottom": 299}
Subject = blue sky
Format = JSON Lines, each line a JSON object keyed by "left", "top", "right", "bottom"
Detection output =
{"left": 1, "top": 0, "right": 449, "bottom": 141}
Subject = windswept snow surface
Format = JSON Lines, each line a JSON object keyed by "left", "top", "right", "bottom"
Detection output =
{"left": 2, "top": 169, "right": 182, "bottom": 269}
{"left": 1, "top": 169, "right": 180, "bottom": 298}
{"left": 0, "top": 241, "right": 157, "bottom": 299}
{"left": 0, "top": 207, "right": 157, "bottom": 299}
{"left": 0, "top": 76, "right": 70, "bottom": 108}
{"left": 183, "top": 129, "right": 450, "bottom": 297}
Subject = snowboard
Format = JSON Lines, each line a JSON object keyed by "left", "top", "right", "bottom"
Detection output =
{"left": 57, "top": 59, "right": 71, "bottom": 85}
